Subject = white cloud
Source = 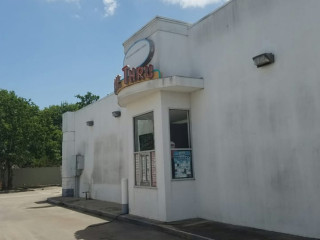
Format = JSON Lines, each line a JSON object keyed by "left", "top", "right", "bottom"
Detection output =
{"left": 44, "top": 0, "right": 118, "bottom": 17}
{"left": 73, "top": 14, "right": 81, "bottom": 19}
{"left": 102, "top": 0, "right": 117, "bottom": 17}
{"left": 162, "top": 0, "right": 229, "bottom": 8}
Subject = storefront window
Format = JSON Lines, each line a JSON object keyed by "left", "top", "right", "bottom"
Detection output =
{"left": 134, "top": 112, "right": 156, "bottom": 187}
{"left": 169, "top": 109, "right": 193, "bottom": 179}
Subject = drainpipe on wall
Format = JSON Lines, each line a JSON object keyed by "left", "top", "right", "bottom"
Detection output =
{"left": 75, "top": 155, "right": 84, "bottom": 198}
{"left": 121, "top": 178, "right": 129, "bottom": 214}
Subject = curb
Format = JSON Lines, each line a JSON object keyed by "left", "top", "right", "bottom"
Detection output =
{"left": 47, "top": 198, "right": 214, "bottom": 240}
{"left": 47, "top": 198, "right": 119, "bottom": 219}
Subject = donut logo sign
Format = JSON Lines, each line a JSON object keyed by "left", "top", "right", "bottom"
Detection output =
{"left": 114, "top": 38, "right": 160, "bottom": 95}
{"left": 123, "top": 39, "right": 155, "bottom": 68}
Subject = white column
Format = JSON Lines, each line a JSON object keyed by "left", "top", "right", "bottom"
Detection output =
{"left": 121, "top": 178, "right": 129, "bottom": 214}
{"left": 62, "top": 112, "right": 76, "bottom": 197}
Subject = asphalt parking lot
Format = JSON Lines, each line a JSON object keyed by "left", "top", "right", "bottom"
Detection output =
{"left": 0, "top": 186, "right": 184, "bottom": 240}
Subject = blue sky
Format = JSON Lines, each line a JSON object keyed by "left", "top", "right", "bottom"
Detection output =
{"left": 0, "top": 0, "right": 227, "bottom": 108}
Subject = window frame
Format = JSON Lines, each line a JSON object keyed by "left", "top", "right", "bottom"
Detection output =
{"left": 133, "top": 111, "right": 157, "bottom": 188}
{"left": 169, "top": 109, "right": 194, "bottom": 180}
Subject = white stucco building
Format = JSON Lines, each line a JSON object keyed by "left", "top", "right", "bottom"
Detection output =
{"left": 62, "top": 0, "right": 320, "bottom": 238}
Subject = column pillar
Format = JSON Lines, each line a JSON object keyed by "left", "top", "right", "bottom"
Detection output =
{"left": 62, "top": 112, "right": 76, "bottom": 197}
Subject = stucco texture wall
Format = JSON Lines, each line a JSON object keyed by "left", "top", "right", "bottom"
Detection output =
{"left": 62, "top": 0, "right": 320, "bottom": 238}
{"left": 188, "top": 0, "right": 320, "bottom": 238}
{"left": 74, "top": 94, "right": 128, "bottom": 203}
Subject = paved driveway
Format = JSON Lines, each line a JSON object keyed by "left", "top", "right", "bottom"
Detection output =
{"left": 0, "top": 187, "right": 183, "bottom": 240}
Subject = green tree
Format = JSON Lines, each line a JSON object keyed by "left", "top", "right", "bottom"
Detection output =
{"left": 42, "top": 102, "right": 78, "bottom": 130}
{"left": 38, "top": 102, "right": 79, "bottom": 167}
{"left": 75, "top": 92, "right": 100, "bottom": 109}
{"left": 0, "top": 90, "right": 41, "bottom": 189}
{"left": 0, "top": 90, "right": 99, "bottom": 190}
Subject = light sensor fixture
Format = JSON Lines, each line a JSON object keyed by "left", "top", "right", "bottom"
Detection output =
{"left": 86, "top": 121, "right": 94, "bottom": 126}
{"left": 253, "top": 53, "right": 275, "bottom": 68}
{"left": 112, "top": 111, "right": 121, "bottom": 118}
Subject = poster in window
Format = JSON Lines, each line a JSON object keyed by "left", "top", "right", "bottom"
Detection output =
{"left": 135, "top": 154, "right": 140, "bottom": 186}
{"left": 172, "top": 150, "right": 193, "bottom": 179}
{"left": 140, "top": 153, "right": 151, "bottom": 186}
{"left": 141, "top": 154, "right": 147, "bottom": 182}
{"left": 151, "top": 151, "right": 157, "bottom": 187}
{"left": 139, "top": 133, "right": 154, "bottom": 151}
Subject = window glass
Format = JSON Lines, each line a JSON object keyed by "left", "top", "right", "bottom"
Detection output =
{"left": 134, "top": 112, "right": 156, "bottom": 187}
{"left": 170, "top": 109, "right": 193, "bottom": 179}
{"left": 134, "top": 112, "right": 154, "bottom": 152}
{"left": 169, "top": 110, "right": 190, "bottom": 149}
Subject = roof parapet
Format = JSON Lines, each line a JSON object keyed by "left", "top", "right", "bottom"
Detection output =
{"left": 123, "top": 16, "right": 191, "bottom": 52}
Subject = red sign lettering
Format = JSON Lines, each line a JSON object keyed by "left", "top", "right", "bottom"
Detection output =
{"left": 114, "top": 64, "right": 155, "bottom": 95}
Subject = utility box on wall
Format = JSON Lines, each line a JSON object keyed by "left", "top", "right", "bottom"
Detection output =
{"left": 76, "top": 155, "right": 84, "bottom": 176}
{"left": 66, "top": 155, "right": 76, "bottom": 177}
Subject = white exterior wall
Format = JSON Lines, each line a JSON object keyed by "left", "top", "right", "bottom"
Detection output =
{"left": 160, "top": 91, "right": 196, "bottom": 221}
{"left": 62, "top": 0, "right": 320, "bottom": 238}
{"left": 62, "top": 112, "right": 76, "bottom": 196}
{"left": 126, "top": 92, "right": 167, "bottom": 221}
{"left": 153, "top": 31, "right": 191, "bottom": 78}
{"left": 73, "top": 94, "right": 127, "bottom": 202}
{"left": 121, "top": 17, "right": 198, "bottom": 221}
{"left": 188, "top": 0, "right": 320, "bottom": 238}
{"left": 124, "top": 20, "right": 191, "bottom": 78}
{"left": 125, "top": 91, "right": 197, "bottom": 221}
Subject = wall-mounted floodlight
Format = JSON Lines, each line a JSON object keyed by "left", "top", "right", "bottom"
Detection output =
{"left": 112, "top": 111, "right": 121, "bottom": 118}
{"left": 253, "top": 53, "right": 275, "bottom": 68}
{"left": 86, "top": 121, "right": 94, "bottom": 126}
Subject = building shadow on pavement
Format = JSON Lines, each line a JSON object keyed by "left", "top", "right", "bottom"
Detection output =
{"left": 74, "top": 220, "right": 184, "bottom": 240}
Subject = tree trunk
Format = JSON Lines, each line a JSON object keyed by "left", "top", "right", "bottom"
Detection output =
{"left": 0, "top": 170, "right": 3, "bottom": 191}
{"left": 6, "top": 160, "right": 12, "bottom": 189}
{"left": 0, "top": 161, "right": 7, "bottom": 190}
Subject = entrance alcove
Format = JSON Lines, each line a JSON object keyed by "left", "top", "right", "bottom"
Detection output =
{"left": 117, "top": 75, "right": 204, "bottom": 221}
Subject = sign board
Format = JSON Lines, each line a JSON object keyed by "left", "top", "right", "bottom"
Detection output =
{"left": 114, "top": 38, "right": 159, "bottom": 95}
{"left": 124, "top": 39, "right": 155, "bottom": 68}
{"left": 171, "top": 150, "right": 193, "bottom": 179}
{"left": 114, "top": 64, "right": 161, "bottom": 95}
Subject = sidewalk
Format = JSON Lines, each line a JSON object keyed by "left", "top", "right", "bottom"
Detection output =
{"left": 47, "top": 197, "right": 318, "bottom": 240}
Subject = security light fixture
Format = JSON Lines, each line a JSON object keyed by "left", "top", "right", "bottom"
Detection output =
{"left": 253, "top": 53, "right": 275, "bottom": 68}
{"left": 112, "top": 111, "right": 121, "bottom": 118}
{"left": 86, "top": 120, "right": 94, "bottom": 126}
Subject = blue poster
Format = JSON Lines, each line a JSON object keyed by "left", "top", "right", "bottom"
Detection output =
{"left": 172, "top": 150, "right": 193, "bottom": 179}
